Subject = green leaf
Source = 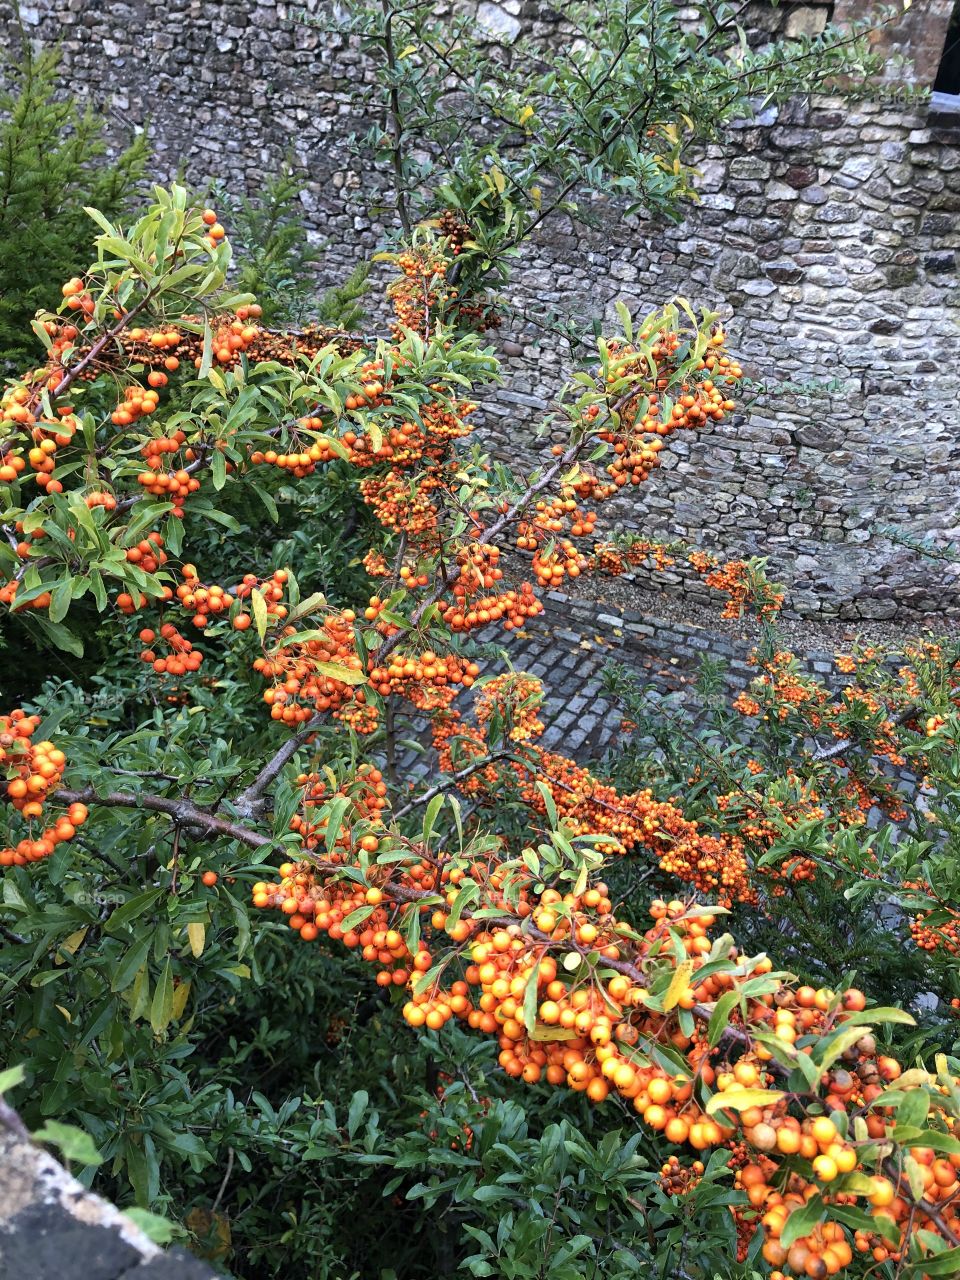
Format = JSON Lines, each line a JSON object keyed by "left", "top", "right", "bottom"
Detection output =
{"left": 614, "top": 299, "right": 633, "bottom": 342}
{"left": 324, "top": 796, "right": 350, "bottom": 857}
{"left": 706, "top": 990, "right": 740, "bottom": 1047}
{"left": 33, "top": 1121, "right": 103, "bottom": 1167}
{"left": 48, "top": 577, "right": 74, "bottom": 624}
{"left": 816, "top": 1024, "right": 872, "bottom": 1072}
{"left": 110, "top": 932, "right": 154, "bottom": 993}
{"left": 252, "top": 483, "right": 279, "bottom": 522}
{"left": 149, "top": 957, "right": 174, "bottom": 1035}
{"left": 34, "top": 616, "right": 83, "bottom": 658}
{"left": 106, "top": 888, "right": 164, "bottom": 933}
{"left": 422, "top": 793, "right": 444, "bottom": 846}
{"left": 839, "top": 1006, "right": 914, "bottom": 1028}
{"left": 890, "top": 1126, "right": 960, "bottom": 1156}
{"left": 0, "top": 1064, "right": 26, "bottom": 1094}
{"left": 347, "top": 1090, "right": 369, "bottom": 1139}
{"left": 522, "top": 966, "right": 539, "bottom": 1035}
{"left": 535, "top": 781, "right": 558, "bottom": 829}
{"left": 84, "top": 206, "right": 119, "bottom": 237}
{"left": 341, "top": 905, "right": 375, "bottom": 931}
{"left": 918, "top": 1245, "right": 960, "bottom": 1275}
{"left": 123, "top": 1208, "right": 180, "bottom": 1245}
{"left": 447, "top": 882, "right": 478, "bottom": 932}
{"left": 198, "top": 318, "right": 213, "bottom": 379}
{"left": 779, "top": 1195, "right": 824, "bottom": 1250}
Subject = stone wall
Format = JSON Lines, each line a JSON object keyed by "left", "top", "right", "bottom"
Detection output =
{"left": 497, "top": 89, "right": 960, "bottom": 623}
{"left": 2, "top": 0, "right": 959, "bottom": 622}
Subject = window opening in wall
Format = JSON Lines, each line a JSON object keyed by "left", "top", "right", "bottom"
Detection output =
{"left": 932, "top": 0, "right": 960, "bottom": 116}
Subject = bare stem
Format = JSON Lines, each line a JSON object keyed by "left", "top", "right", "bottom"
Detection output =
{"left": 232, "top": 714, "right": 325, "bottom": 818}
{"left": 380, "top": 0, "right": 412, "bottom": 237}
{"left": 53, "top": 786, "right": 271, "bottom": 849}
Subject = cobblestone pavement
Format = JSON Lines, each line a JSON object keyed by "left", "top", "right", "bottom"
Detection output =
{"left": 391, "top": 580, "right": 885, "bottom": 788}
{"left": 394, "top": 589, "right": 795, "bottom": 779}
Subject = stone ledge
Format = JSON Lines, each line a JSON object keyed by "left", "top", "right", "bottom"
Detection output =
{"left": 0, "top": 1128, "right": 216, "bottom": 1280}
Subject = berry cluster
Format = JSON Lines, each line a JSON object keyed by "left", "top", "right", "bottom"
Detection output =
{"left": 437, "top": 545, "right": 545, "bottom": 633}
{"left": 368, "top": 651, "right": 481, "bottom": 711}
{"left": 137, "top": 431, "right": 202, "bottom": 517}
{"left": 254, "top": 610, "right": 374, "bottom": 730}
{"left": 431, "top": 683, "right": 752, "bottom": 903}
{"left": 1, "top": 711, "right": 87, "bottom": 866}
{"left": 689, "top": 552, "right": 785, "bottom": 620}
{"left": 138, "top": 624, "right": 203, "bottom": 677}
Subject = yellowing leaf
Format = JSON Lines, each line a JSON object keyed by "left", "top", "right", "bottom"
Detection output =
{"left": 529, "top": 186, "right": 542, "bottom": 209}
{"left": 250, "top": 587, "right": 268, "bottom": 641}
{"left": 518, "top": 105, "right": 534, "bottom": 125}
{"left": 185, "top": 1206, "right": 231, "bottom": 1261}
{"left": 663, "top": 958, "right": 694, "bottom": 1011}
{"left": 397, "top": 43, "right": 417, "bottom": 58}
{"left": 573, "top": 860, "right": 589, "bottom": 898}
{"left": 58, "top": 927, "right": 88, "bottom": 960}
{"left": 904, "top": 1154, "right": 926, "bottom": 1202}
{"left": 171, "top": 979, "right": 192, "bottom": 1021}
{"left": 705, "top": 1087, "right": 785, "bottom": 1117}
{"left": 187, "top": 922, "right": 206, "bottom": 958}
{"left": 490, "top": 167, "right": 506, "bottom": 194}
{"left": 313, "top": 661, "right": 367, "bottom": 687}
{"left": 897, "top": 1067, "right": 935, "bottom": 1089}
{"left": 840, "top": 1172, "right": 880, "bottom": 1196}
{"left": 529, "top": 1024, "right": 577, "bottom": 1042}
{"left": 127, "top": 965, "right": 150, "bottom": 1022}
{"left": 55, "top": 1005, "right": 72, "bottom": 1023}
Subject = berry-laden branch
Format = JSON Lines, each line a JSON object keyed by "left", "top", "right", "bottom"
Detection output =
{"left": 243, "top": 826, "right": 960, "bottom": 1274}
{"left": 31, "top": 720, "right": 956, "bottom": 1272}
{"left": 7, "top": 696, "right": 960, "bottom": 1273}
{"left": 390, "top": 749, "right": 516, "bottom": 820}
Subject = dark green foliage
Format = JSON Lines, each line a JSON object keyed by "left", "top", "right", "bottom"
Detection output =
{"left": 212, "top": 163, "right": 370, "bottom": 329}
{"left": 0, "top": 40, "right": 149, "bottom": 369}
{"left": 315, "top": 258, "right": 371, "bottom": 332}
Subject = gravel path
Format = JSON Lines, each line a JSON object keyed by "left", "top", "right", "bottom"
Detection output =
{"left": 562, "top": 574, "right": 960, "bottom": 653}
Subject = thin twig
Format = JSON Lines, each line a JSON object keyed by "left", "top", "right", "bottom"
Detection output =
{"left": 211, "top": 1146, "right": 235, "bottom": 1215}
